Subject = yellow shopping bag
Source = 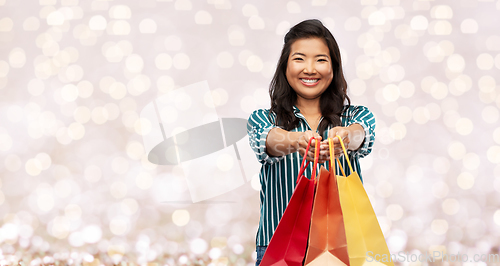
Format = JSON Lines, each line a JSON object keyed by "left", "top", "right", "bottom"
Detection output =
{"left": 335, "top": 136, "right": 394, "bottom": 266}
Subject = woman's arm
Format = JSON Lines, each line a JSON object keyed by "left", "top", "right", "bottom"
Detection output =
{"left": 265, "top": 128, "right": 301, "bottom": 157}
{"left": 266, "top": 128, "right": 328, "bottom": 163}
{"left": 326, "top": 106, "right": 376, "bottom": 158}
{"left": 327, "top": 124, "right": 365, "bottom": 157}
{"left": 248, "top": 109, "right": 330, "bottom": 164}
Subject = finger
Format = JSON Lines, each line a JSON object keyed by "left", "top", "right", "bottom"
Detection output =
{"left": 319, "top": 153, "right": 328, "bottom": 161}
{"left": 304, "top": 150, "right": 313, "bottom": 161}
{"left": 327, "top": 128, "right": 335, "bottom": 139}
{"left": 308, "top": 155, "right": 317, "bottom": 162}
{"left": 311, "top": 138, "right": 322, "bottom": 152}
{"left": 307, "top": 149, "right": 314, "bottom": 159}
{"left": 320, "top": 142, "right": 330, "bottom": 149}
{"left": 299, "top": 135, "right": 308, "bottom": 145}
{"left": 300, "top": 135, "right": 314, "bottom": 150}
{"left": 328, "top": 130, "right": 337, "bottom": 140}
{"left": 309, "top": 151, "right": 322, "bottom": 161}
{"left": 303, "top": 132, "right": 313, "bottom": 143}
{"left": 337, "top": 131, "right": 348, "bottom": 138}
{"left": 319, "top": 144, "right": 330, "bottom": 155}
{"left": 310, "top": 137, "right": 317, "bottom": 148}
{"left": 343, "top": 137, "right": 350, "bottom": 149}
{"left": 317, "top": 151, "right": 328, "bottom": 159}
{"left": 308, "top": 148, "right": 319, "bottom": 158}
{"left": 333, "top": 136, "right": 348, "bottom": 147}
{"left": 297, "top": 148, "right": 304, "bottom": 156}
{"left": 337, "top": 130, "right": 349, "bottom": 139}
{"left": 328, "top": 126, "right": 343, "bottom": 138}
{"left": 319, "top": 150, "right": 330, "bottom": 157}
{"left": 309, "top": 151, "right": 321, "bottom": 161}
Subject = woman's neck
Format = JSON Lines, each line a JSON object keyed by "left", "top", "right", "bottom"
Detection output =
{"left": 295, "top": 98, "right": 321, "bottom": 116}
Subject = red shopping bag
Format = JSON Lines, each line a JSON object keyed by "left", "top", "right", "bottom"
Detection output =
{"left": 260, "top": 137, "right": 320, "bottom": 266}
{"left": 303, "top": 138, "right": 349, "bottom": 265}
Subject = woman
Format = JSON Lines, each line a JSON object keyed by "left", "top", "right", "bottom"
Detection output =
{"left": 247, "top": 19, "right": 376, "bottom": 266}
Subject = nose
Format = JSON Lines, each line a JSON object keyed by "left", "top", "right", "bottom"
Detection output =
{"left": 303, "top": 60, "right": 316, "bottom": 74}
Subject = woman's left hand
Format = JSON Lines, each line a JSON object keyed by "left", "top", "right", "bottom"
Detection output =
{"left": 324, "top": 126, "right": 350, "bottom": 158}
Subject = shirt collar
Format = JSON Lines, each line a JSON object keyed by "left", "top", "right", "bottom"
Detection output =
{"left": 292, "top": 105, "right": 325, "bottom": 130}
{"left": 292, "top": 105, "right": 308, "bottom": 121}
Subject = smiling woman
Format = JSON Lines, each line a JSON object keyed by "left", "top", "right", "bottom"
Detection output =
{"left": 246, "top": 19, "right": 376, "bottom": 266}
{"left": 286, "top": 37, "right": 334, "bottom": 132}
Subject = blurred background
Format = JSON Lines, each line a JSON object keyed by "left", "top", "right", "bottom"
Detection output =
{"left": 1, "top": 0, "right": 500, "bottom": 265}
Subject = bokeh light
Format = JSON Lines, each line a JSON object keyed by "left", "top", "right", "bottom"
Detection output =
{"left": 172, "top": 210, "right": 190, "bottom": 227}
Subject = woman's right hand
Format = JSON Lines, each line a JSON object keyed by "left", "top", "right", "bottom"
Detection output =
{"left": 296, "top": 131, "right": 324, "bottom": 163}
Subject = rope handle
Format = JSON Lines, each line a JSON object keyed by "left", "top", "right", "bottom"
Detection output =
{"left": 328, "top": 138, "right": 346, "bottom": 177}
{"left": 311, "top": 138, "right": 320, "bottom": 183}
{"left": 297, "top": 137, "right": 320, "bottom": 184}
{"left": 336, "top": 135, "right": 354, "bottom": 173}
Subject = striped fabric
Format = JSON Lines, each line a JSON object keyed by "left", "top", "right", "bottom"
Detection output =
{"left": 247, "top": 105, "right": 376, "bottom": 246}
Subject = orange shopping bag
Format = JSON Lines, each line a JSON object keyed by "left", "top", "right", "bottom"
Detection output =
{"left": 260, "top": 137, "right": 320, "bottom": 266}
{"left": 336, "top": 136, "right": 394, "bottom": 266}
{"left": 304, "top": 138, "right": 350, "bottom": 266}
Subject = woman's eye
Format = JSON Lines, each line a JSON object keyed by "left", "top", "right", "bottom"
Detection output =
{"left": 293, "top": 57, "right": 303, "bottom": 61}
{"left": 318, "top": 58, "right": 327, "bottom": 62}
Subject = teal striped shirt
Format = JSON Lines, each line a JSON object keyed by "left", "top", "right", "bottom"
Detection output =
{"left": 247, "top": 105, "right": 376, "bottom": 246}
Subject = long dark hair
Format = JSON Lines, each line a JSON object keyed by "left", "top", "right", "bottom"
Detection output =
{"left": 269, "top": 19, "right": 350, "bottom": 135}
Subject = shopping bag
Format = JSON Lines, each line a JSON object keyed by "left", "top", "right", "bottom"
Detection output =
{"left": 260, "top": 137, "right": 320, "bottom": 266}
{"left": 303, "top": 138, "right": 350, "bottom": 266}
{"left": 335, "top": 136, "right": 394, "bottom": 266}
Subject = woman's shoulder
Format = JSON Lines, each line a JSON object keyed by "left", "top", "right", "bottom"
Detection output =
{"left": 342, "top": 105, "right": 372, "bottom": 116}
{"left": 248, "top": 108, "right": 276, "bottom": 123}
{"left": 249, "top": 108, "right": 271, "bottom": 117}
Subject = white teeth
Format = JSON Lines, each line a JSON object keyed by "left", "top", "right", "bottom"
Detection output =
{"left": 301, "top": 79, "right": 318, "bottom": 83}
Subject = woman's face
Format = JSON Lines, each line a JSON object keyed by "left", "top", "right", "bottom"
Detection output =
{"left": 285, "top": 37, "right": 334, "bottom": 103}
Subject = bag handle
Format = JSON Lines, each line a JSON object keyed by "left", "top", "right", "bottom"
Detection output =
{"left": 311, "top": 138, "right": 319, "bottom": 182}
{"left": 328, "top": 138, "right": 346, "bottom": 177}
{"left": 335, "top": 135, "right": 354, "bottom": 174}
{"left": 297, "top": 137, "right": 320, "bottom": 184}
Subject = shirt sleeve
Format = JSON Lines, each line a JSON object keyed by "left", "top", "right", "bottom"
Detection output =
{"left": 346, "top": 105, "right": 376, "bottom": 158}
{"left": 247, "top": 109, "right": 285, "bottom": 165}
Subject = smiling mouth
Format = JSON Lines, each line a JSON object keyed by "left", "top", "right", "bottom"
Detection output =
{"left": 300, "top": 78, "right": 320, "bottom": 86}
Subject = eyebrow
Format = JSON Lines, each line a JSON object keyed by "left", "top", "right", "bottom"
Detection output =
{"left": 291, "top": 52, "right": 329, "bottom": 58}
